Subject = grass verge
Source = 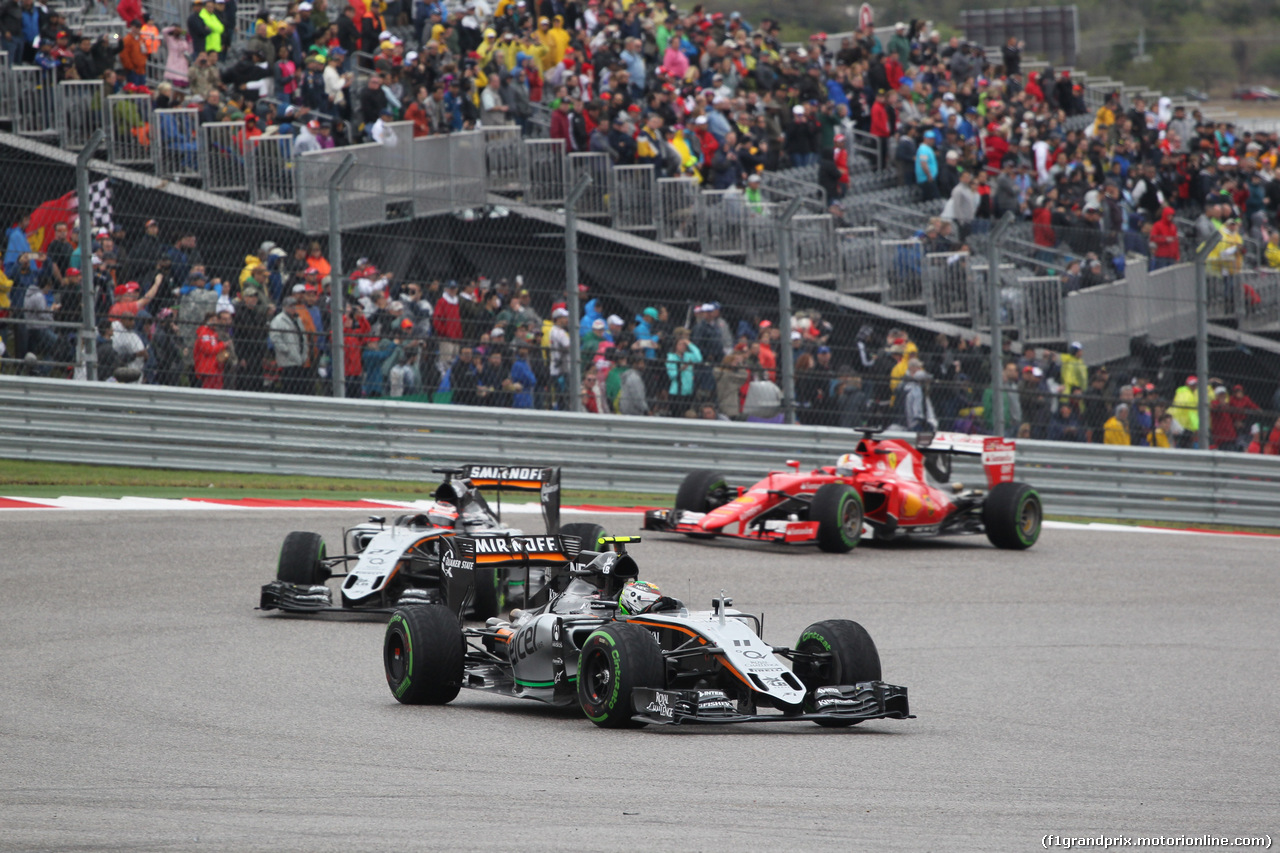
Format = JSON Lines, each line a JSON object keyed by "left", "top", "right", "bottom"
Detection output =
{"left": 0, "top": 459, "right": 661, "bottom": 506}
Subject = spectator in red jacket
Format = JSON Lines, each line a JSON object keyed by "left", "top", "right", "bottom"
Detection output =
{"left": 1208, "top": 385, "right": 1239, "bottom": 451}
{"left": 1149, "top": 206, "right": 1181, "bottom": 269}
{"left": 549, "top": 98, "right": 574, "bottom": 149}
{"left": 433, "top": 279, "right": 462, "bottom": 376}
{"left": 1228, "top": 384, "right": 1260, "bottom": 436}
{"left": 342, "top": 302, "right": 372, "bottom": 397}
{"left": 869, "top": 89, "right": 891, "bottom": 167}
{"left": 984, "top": 123, "right": 1010, "bottom": 173}
{"left": 193, "top": 310, "right": 230, "bottom": 390}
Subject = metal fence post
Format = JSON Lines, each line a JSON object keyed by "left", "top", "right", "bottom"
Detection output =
{"left": 564, "top": 173, "right": 591, "bottom": 413}
{"left": 75, "top": 129, "right": 105, "bottom": 381}
{"left": 1193, "top": 231, "right": 1222, "bottom": 450}
{"left": 988, "top": 212, "right": 1015, "bottom": 437}
{"left": 328, "top": 154, "right": 356, "bottom": 398}
{"left": 775, "top": 197, "right": 804, "bottom": 425}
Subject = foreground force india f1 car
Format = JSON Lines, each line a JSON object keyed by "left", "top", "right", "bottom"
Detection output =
{"left": 644, "top": 429, "right": 1042, "bottom": 553}
{"left": 259, "top": 464, "right": 588, "bottom": 620}
{"left": 382, "top": 533, "right": 913, "bottom": 728}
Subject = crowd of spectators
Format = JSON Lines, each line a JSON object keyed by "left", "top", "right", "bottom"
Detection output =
{"left": 4, "top": 207, "right": 1280, "bottom": 453}
{"left": 4, "top": 1, "right": 1280, "bottom": 452}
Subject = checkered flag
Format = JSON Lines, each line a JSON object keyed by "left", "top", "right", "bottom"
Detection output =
{"left": 88, "top": 179, "right": 113, "bottom": 232}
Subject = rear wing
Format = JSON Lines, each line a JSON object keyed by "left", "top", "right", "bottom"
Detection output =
{"left": 463, "top": 464, "right": 562, "bottom": 534}
{"left": 438, "top": 534, "right": 582, "bottom": 617}
{"left": 916, "top": 432, "right": 1016, "bottom": 489}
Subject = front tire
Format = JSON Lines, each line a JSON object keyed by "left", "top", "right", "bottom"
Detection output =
{"left": 277, "top": 531, "right": 329, "bottom": 584}
{"left": 811, "top": 484, "right": 864, "bottom": 553}
{"left": 384, "top": 605, "right": 464, "bottom": 705}
{"left": 559, "top": 522, "right": 607, "bottom": 552}
{"left": 983, "top": 482, "right": 1042, "bottom": 550}
{"left": 577, "top": 623, "right": 665, "bottom": 728}
{"left": 793, "top": 619, "right": 882, "bottom": 727}
{"left": 674, "top": 469, "right": 729, "bottom": 514}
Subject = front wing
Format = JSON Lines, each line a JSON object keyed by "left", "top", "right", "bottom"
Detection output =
{"left": 631, "top": 682, "right": 912, "bottom": 725}
{"left": 642, "top": 509, "right": 821, "bottom": 545}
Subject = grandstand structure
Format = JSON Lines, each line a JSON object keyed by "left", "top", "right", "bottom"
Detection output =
{"left": 3, "top": 5, "right": 1279, "bottom": 365}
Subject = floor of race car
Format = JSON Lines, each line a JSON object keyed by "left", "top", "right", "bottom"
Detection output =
{"left": 0, "top": 508, "right": 1275, "bottom": 851}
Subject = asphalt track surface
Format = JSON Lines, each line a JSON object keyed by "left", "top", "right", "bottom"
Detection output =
{"left": 1, "top": 510, "right": 1276, "bottom": 852}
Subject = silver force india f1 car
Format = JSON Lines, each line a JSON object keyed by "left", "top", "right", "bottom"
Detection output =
{"left": 259, "top": 464, "right": 578, "bottom": 620}
{"left": 382, "top": 533, "right": 913, "bottom": 728}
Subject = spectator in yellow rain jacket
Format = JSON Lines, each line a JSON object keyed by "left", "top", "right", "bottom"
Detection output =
{"left": 1207, "top": 217, "right": 1244, "bottom": 276}
{"left": 547, "top": 15, "right": 570, "bottom": 64}
{"left": 1170, "top": 376, "right": 1200, "bottom": 438}
{"left": 535, "top": 17, "right": 557, "bottom": 70}
{"left": 199, "top": 1, "right": 225, "bottom": 55}
{"left": 1104, "top": 404, "right": 1130, "bottom": 445}
{"left": 1092, "top": 96, "right": 1116, "bottom": 139}
{"left": 1059, "top": 341, "right": 1087, "bottom": 402}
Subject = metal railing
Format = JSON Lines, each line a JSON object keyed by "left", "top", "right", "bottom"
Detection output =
{"left": 105, "top": 92, "right": 152, "bottom": 165}
{"left": 566, "top": 151, "right": 614, "bottom": 219}
{"left": 11, "top": 65, "right": 58, "bottom": 137}
{"left": 697, "top": 189, "right": 747, "bottom": 256}
{"left": 836, "top": 226, "right": 880, "bottom": 294}
{"left": 198, "top": 121, "right": 250, "bottom": 194}
{"left": 524, "top": 138, "right": 566, "bottom": 206}
{"left": 483, "top": 126, "right": 526, "bottom": 194}
{"left": 0, "top": 52, "right": 10, "bottom": 123}
{"left": 790, "top": 213, "right": 837, "bottom": 281}
{"left": 152, "top": 107, "right": 201, "bottom": 180}
{"left": 55, "top": 80, "right": 107, "bottom": 152}
{"left": 247, "top": 134, "right": 295, "bottom": 206}
{"left": 656, "top": 177, "right": 698, "bottom": 244}
{"left": 1, "top": 375, "right": 1278, "bottom": 526}
{"left": 611, "top": 164, "right": 657, "bottom": 231}
{"left": 882, "top": 238, "right": 925, "bottom": 306}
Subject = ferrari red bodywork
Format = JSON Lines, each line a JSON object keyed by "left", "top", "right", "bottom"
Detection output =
{"left": 644, "top": 431, "right": 1038, "bottom": 551}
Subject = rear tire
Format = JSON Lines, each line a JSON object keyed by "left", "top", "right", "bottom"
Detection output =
{"left": 277, "top": 531, "right": 329, "bottom": 584}
{"left": 559, "top": 522, "right": 607, "bottom": 552}
{"left": 983, "top": 482, "right": 1042, "bottom": 550}
{"left": 793, "top": 619, "right": 882, "bottom": 727}
{"left": 674, "top": 469, "right": 729, "bottom": 514}
{"left": 811, "top": 484, "right": 864, "bottom": 553}
{"left": 577, "top": 623, "right": 665, "bottom": 728}
{"left": 384, "top": 605, "right": 464, "bottom": 705}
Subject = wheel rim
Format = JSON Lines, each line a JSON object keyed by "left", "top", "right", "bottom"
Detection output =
{"left": 840, "top": 496, "right": 861, "bottom": 539}
{"left": 582, "top": 647, "right": 612, "bottom": 705}
{"left": 1019, "top": 495, "right": 1042, "bottom": 538}
{"left": 386, "top": 631, "right": 407, "bottom": 683}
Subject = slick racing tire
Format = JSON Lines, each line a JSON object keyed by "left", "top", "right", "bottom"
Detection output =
{"left": 674, "top": 469, "right": 729, "bottom": 514}
{"left": 811, "top": 483, "right": 864, "bottom": 553}
{"left": 577, "top": 623, "right": 664, "bottom": 729}
{"left": 471, "top": 566, "right": 505, "bottom": 621}
{"left": 794, "top": 619, "right": 882, "bottom": 727}
{"left": 384, "top": 605, "right": 464, "bottom": 705}
{"left": 983, "top": 482, "right": 1042, "bottom": 550}
{"left": 559, "top": 522, "right": 607, "bottom": 552}
{"left": 277, "top": 531, "right": 329, "bottom": 584}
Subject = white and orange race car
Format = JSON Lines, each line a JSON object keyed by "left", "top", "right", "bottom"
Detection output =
{"left": 258, "top": 464, "right": 568, "bottom": 620}
{"left": 644, "top": 429, "right": 1042, "bottom": 553}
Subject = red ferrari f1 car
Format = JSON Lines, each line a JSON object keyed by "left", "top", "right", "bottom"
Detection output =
{"left": 643, "top": 429, "right": 1042, "bottom": 553}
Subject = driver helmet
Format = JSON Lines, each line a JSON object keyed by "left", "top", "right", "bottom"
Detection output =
{"left": 835, "top": 452, "right": 864, "bottom": 477}
{"left": 617, "top": 581, "right": 663, "bottom": 616}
